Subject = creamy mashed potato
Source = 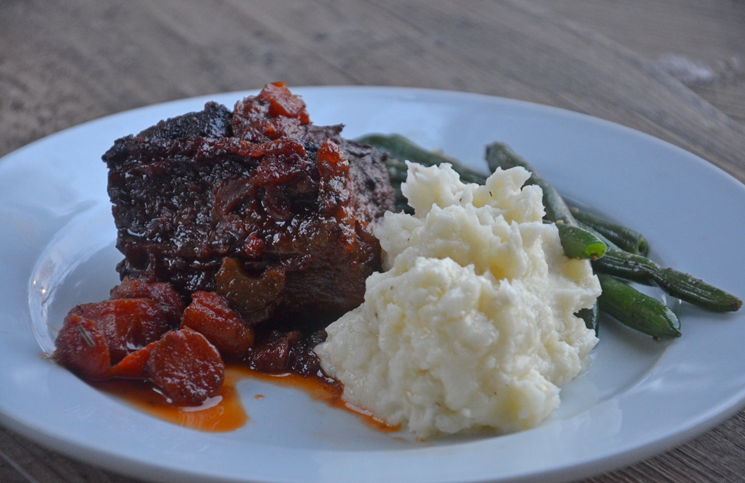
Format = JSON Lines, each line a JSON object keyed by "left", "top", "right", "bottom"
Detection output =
{"left": 314, "top": 162, "right": 601, "bottom": 438}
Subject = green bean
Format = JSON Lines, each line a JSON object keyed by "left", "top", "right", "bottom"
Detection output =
{"left": 365, "top": 133, "right": 739, "bottom": 342}
{"left": 371, "top": 136, "right": 607, "bottom": 260}
{"left": 571, "top": 208, "right": 649, "bottom": 256}
{"left": 486, "top": 143, "right": 569, "bottom": 223}
{"left": 556, "top": 224, "right": 608, "bottom": 260}
{"left": 357, "top": 133, "right": 487, "bottom": 185}
{"left": 577, "top": 302, "right": 599, "bottom": 335}
{"left": 484, "top": 144, "right": 648, "bottom": 256}
{"left": 485, "top": 142, "right": 606, "bottom": 260}
{"left": 597, "top": 274, "right": 681, "bottom": 339}
{"left": 580, "top": 222, "right": 742, "bottom": 312}
{"left": 490, "top": 144, "right": 740, "bottom": 312}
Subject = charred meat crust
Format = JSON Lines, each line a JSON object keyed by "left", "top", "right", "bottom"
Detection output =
{"left": 103, "top": 84, "right": 394, "bottom": 328}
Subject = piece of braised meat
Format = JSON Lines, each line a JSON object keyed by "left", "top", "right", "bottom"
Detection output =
{"left": 103, "top": 83, "right": 394, "bottom": 328}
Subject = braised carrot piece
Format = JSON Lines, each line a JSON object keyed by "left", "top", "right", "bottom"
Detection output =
{"left": 109, "top": 341, "right": 158, "bottom": 379}
{"left": 66, "top": 299, "right": 172, "bottom": 364}
{"left": 110, "top": 277, "right": 185, "bottom": 327}
{"left": 146, "top": 328, "right": 224, "bottom": 405}
{"left": 54, "top": 315, "right": 111, "bottom": 380}
{"left": 181, "top": 291, "right": 254, "bottom": 360}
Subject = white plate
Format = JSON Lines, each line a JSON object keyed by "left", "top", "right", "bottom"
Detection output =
{"left": 1, "top": 87, "right": 744, "bottom": 483}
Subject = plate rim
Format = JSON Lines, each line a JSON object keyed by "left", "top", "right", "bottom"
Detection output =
{"left": 1, "top": 85, "right": 744, "bottom": 483}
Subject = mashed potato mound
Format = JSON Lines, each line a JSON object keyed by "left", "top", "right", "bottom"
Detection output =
{"left": 314, "top": 162, "right": 601, "bottom": 438}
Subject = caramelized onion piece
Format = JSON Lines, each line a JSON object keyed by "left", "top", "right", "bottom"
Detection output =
{"left": 247, "top": 330, "right": 302, "bottom": 373}
{"left": 215, "top": 258, "right": 285, "bottom": 324}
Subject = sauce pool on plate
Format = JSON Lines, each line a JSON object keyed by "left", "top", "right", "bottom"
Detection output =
{"left": 90, "top": 365, "right": 398, "bottom": 433}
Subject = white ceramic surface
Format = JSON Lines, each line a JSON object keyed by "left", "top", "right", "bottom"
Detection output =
{"left": 1, "top": 87, "right": 744, "bottom": 483}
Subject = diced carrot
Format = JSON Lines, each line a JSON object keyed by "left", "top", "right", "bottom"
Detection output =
{"left": 109, "top": 340, "right": 158, "bottom": 379}
{"left": 66, "top": 299, "right": 171, "bottom": 364}
{"left": 146, "top": 328, "right": 224, "bottom": 405}
{"left": 110, "top": 277, "right": 185, "bottom": 327}
{"left": 181, "top": 291, "right": 254, "bottom": 359}
{"left": 54, "top": 315, "right": 111, "bottom": 380}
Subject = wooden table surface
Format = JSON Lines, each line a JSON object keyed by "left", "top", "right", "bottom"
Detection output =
{"left": 1, "top": 1, "right": 744, "bottom": 482}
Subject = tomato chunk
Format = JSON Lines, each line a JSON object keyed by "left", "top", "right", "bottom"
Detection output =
{"left": 181, "top": 291, "right": 254, "bottom": 359}
{"left": 146, "top": 328, "right": 224, "bottom": 405}
{"left": 258, "top": 82, "right": 310, "bottom": 123}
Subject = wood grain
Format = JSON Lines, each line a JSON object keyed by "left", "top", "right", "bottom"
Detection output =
{"left": 0, "top": 426, "right": 146, "bottom": 483}
{"left": 3, "top": 0, "right": 745, "bottom": 180}
{"left": 1, "top": 1, "right": 744, "bottom": 482}
{"left": 533, "top": 0, "right": 745, "bottom": 124}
